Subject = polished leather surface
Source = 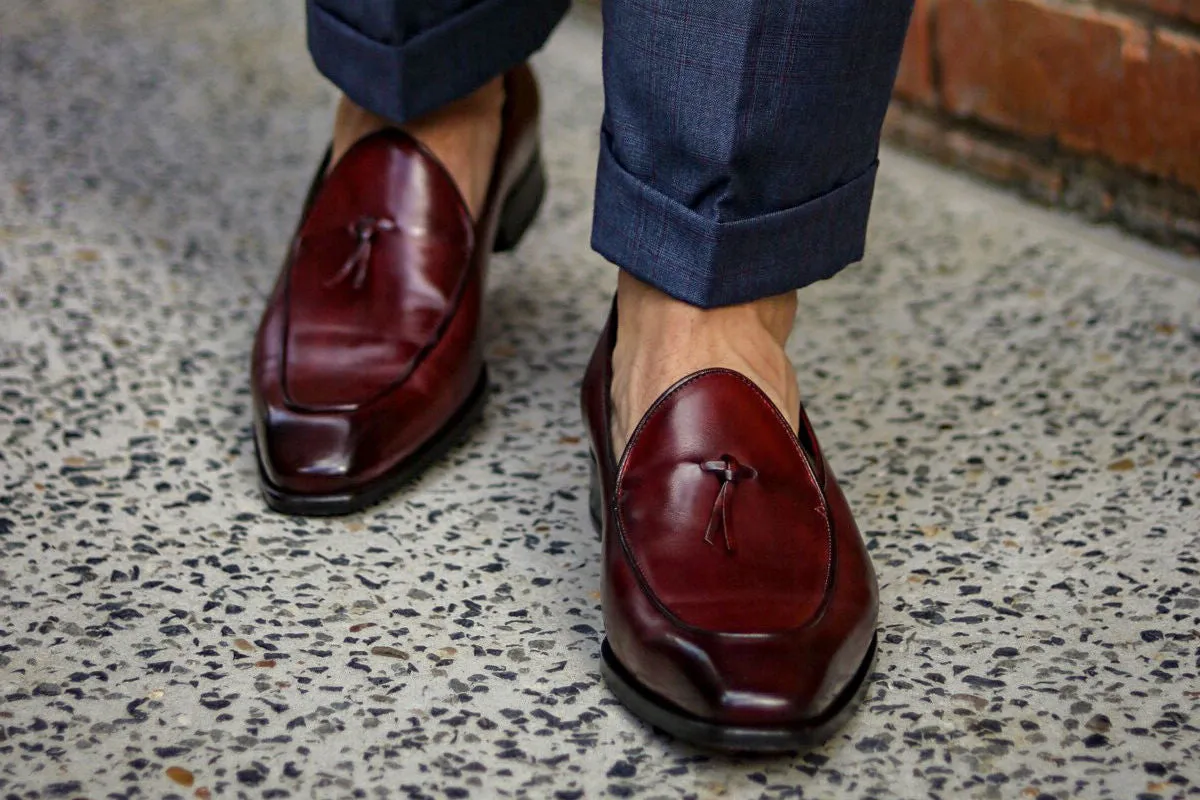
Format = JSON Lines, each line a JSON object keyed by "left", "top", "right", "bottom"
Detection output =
{"left": 582, "top": 310, "right": 878, "bottom": 726}
{"left": 252, "top": 66, "right": 540, "bottom": 497}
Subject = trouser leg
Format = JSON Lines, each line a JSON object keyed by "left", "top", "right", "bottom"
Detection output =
{"left": 592, "top": 0, "right": 915, "bottom": 308}
{"left": 307, "top": 0, "right": 570, "bottom": 123}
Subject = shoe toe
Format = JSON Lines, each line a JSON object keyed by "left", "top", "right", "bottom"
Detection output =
{"left": 256, "top": 407, "right": 363, "bottom": 496}
{"left": 623, "top": 629, "right": 851, "bottom": 726}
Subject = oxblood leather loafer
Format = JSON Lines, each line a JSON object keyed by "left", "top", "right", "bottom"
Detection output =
{"left": 581, "top": 309, "right": 879, "bottom": 752}
{"left": 252, "top": 66, "right": 544, "bottom": 515}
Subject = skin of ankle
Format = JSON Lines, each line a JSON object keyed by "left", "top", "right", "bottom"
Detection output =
{"left": 610, "top": 271, "right": 801, "bottom": 452}
{"left": 329, "top": 77, "right": 505, "bottom": 219}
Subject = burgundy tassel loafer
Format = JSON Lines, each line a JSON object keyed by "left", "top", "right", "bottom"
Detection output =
{"left": 251, "top": 66, "right": 544, "bottom": 515}
{"left": 581, "top": 309, "right": 879, "bottom": 752}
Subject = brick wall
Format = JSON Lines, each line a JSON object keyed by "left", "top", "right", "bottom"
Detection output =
{"left": 887, "top": 0, "right": 1200, "bottom": 250}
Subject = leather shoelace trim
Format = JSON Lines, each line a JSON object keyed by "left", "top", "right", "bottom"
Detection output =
{"left": 323, "top": 216, "right": 398, "bottom": 290}
{"left": 700, "top": 455, "right": 757, "bottom": 553}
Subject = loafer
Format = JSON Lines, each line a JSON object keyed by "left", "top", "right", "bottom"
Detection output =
{"left": 252, "top": 66, "right": 545, "bottom": 515}
{"left": 580, "top": 307, "right": 879, "bottom": 752}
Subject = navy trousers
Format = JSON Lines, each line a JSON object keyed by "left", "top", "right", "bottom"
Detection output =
{"left": 307, "top": 0, "right": 914, "bottom": 308}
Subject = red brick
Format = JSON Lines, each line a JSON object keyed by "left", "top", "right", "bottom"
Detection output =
{"left": 1149, "top": 30, "right": 1200, "bottom": 184}
{"left": 895, "top": 0, "right": 938, "bottom": 106}
{"left": 1119, "top": 0, "right": 1200, "bottom": 26}
{"left": 936, "top": 0, "right": 1200, "bottom": 189}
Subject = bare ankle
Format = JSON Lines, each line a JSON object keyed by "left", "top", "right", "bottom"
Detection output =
{"left": 614, "top": 271, "right": 797, "bottom": 350}
{"left": 329, "top": 78, "right": 506, "bottom": 218}
{"left": 331, "top": 96, "right": 390, "bottom": 166}
{"left": 610, "top": 273, "right": 801, "bottom": 452}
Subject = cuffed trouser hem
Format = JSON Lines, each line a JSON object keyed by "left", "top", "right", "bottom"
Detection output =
{"left": 590, "top": 134, "right": 880, "bottom": 309}
{"left": 307, "top": 0, "right": 569, "bottom": 124}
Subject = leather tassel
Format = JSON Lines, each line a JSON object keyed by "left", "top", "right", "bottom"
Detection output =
{"left": 703, "top": 478, "right": 736, "bottom": 552}
{"left": 324, "top": 216, "right": 397, "bottom": 289}
{"left": 700, "top": 456, "right": 754, "bottom": 554}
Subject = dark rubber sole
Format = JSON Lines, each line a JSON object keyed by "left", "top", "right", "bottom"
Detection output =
{"left": 494, "top": 147, "right": 546, "bottom": 253}
{"left": 257, "top": 149, "right": 546, "bottom": 517}
{"left": 259, "top": 369, "right": 490, "bottom": 517}
{"left": 588, "top": 454, "right": 877, "bottom": 752}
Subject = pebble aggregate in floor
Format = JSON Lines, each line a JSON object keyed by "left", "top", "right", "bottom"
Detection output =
{"left": 1, "top": 2, "right": 1198, "bottom": 798}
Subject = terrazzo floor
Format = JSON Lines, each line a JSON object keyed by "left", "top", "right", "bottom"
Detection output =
{"left": 1, "top": 2, "right": 1198, "bottom": 799}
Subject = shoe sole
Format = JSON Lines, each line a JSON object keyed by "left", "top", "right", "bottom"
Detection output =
{"left": 588, "top": 456, "right": 877, "bottom": 753}
{"left": 493, "top": 146, "right": 547, "bottom": 253}
{"left": 256, "top": 148, "right": 546, "bottom": 517}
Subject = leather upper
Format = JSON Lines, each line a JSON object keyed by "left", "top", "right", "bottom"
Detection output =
{"left": 582, "top": 310, "right": 878, "bottom": 726}
{"left": 283, "top": 136, "right": 474, "bottom": 410}
{"left": 252, "top": 66, "right": 540, "bottom": 496}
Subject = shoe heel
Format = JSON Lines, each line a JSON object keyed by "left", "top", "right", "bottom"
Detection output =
{"left": 493, "top": 147, "right": 546, "bottom": 253}
{"left": 588, "top": 452, "right": 603, "bottom": 538}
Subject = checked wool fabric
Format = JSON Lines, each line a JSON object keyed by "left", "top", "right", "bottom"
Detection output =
{"left": 307, "top": 0, "right": 913, "bottom": 307}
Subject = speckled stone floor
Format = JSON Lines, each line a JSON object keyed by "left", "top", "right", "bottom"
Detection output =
{"left": 1, "top": 2, "right": 1198, "bottom": 799}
